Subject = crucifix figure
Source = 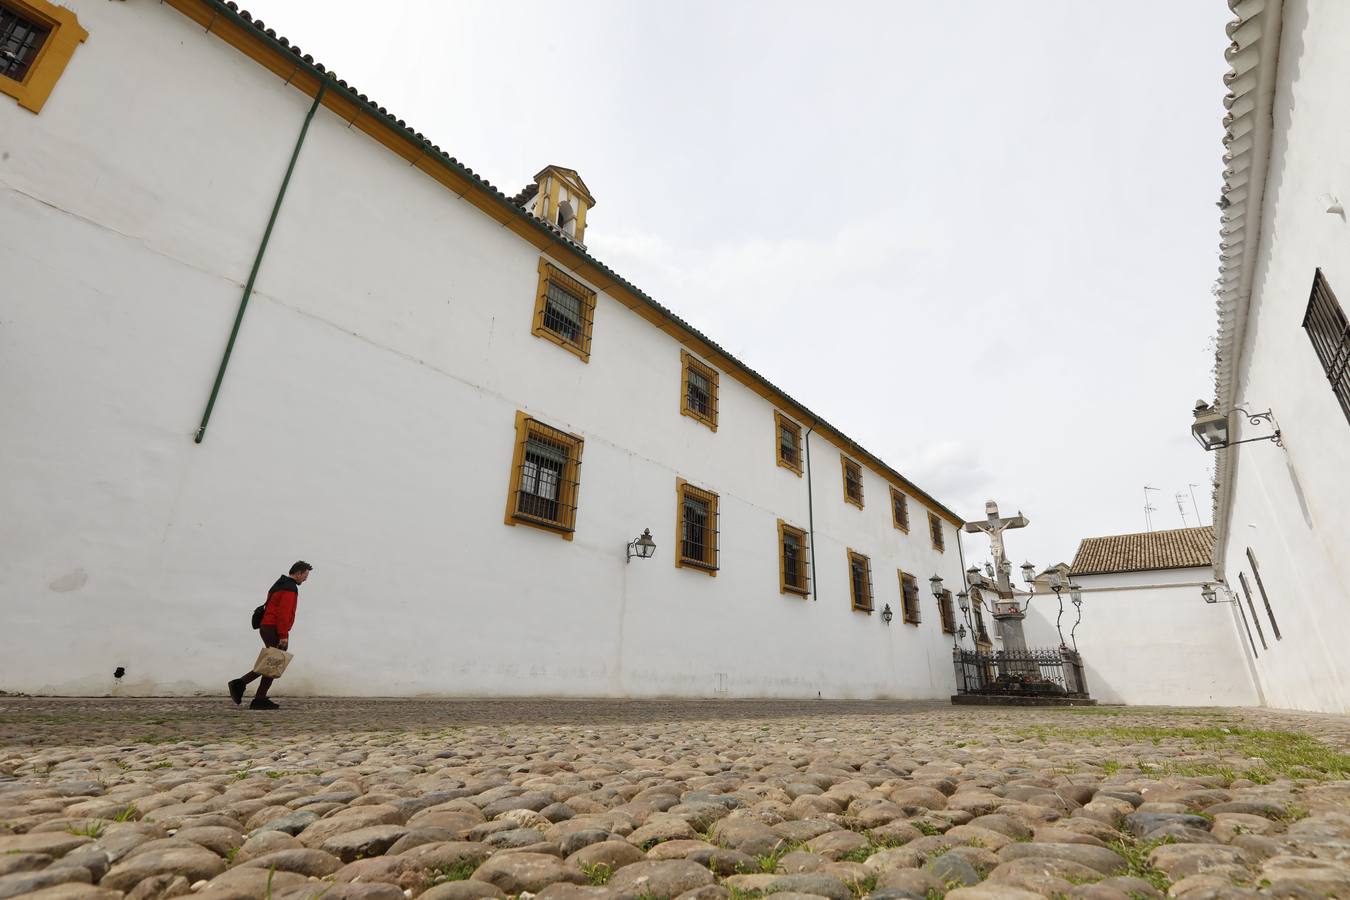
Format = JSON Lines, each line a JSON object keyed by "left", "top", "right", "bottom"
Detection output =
{"left": 962, "top": 500, "right": 1033, "bottom": 659}
{"left": 962, "top": 501, "right": 1029, "bottom": 597}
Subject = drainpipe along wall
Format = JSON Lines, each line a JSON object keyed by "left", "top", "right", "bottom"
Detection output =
{"left": 805, "top": 421, "right": 818, "bottom": 602}
{"left": 194, "top": 79, "right": 328, "bottom": 443}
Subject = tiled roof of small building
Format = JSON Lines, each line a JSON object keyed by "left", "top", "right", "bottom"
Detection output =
{"left": 1070, "top": 526, "right": 1215, "bottom": 576}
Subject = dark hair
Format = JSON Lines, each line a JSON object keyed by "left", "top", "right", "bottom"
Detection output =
{"left": 290, "top": 561, "right": 313, "bottom": 575}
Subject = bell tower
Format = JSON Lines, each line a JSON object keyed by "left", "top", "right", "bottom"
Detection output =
{"left": 528, "top": 165, "right": 595, "bottom": 246}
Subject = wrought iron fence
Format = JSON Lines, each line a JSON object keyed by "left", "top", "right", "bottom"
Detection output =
{"left": 953, "top": 647, "right": 1089, "bottom": 697}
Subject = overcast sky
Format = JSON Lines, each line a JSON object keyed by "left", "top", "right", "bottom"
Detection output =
{"left": 243, "top": 0, "right": 1231, "bottom": 570}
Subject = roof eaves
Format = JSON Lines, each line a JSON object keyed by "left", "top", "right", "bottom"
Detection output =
{"left": 1211, "top": 0, "right": 1284, "bottom": 576}
{"left": 179, "top": 0, "right": 969, "bottom": 527}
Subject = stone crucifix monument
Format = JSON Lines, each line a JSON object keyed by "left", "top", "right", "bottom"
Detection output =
{"left": 962, "top": 500, "right": 1032, "bottom": 655}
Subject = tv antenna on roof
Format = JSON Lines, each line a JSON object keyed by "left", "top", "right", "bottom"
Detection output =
{"left": 1188, "top": 483, "right": 1204, "bottom": 525}
{"left": 1143, "top": 485, "right": 1160, "bottom": 532}
{"left": 1175, "top": 492, "right": 1190, "bottom": 527}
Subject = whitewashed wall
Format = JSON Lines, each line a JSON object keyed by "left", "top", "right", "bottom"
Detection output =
{"left": 1021, "top": 568, "right": 1262, "bottom": 707}
{"left": 0, "top": 0, "right": 966, "bottom": 698}
{"left": 1216, "top": 0, "right": 1350, "bottom": 714}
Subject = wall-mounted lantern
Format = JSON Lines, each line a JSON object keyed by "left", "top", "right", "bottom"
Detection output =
{"left": 881, "top": 604, "right": 894, "bottom": 626}
{"left": 626, "top": 528, "right": 656, "bottom": 563}
{"left": 929, "top": 574, "right": 944, "bottom": 599}
{"left": 1191, "top": 401, "right": 1282, "bottom": 451}
{"left": 1200, "top": 582, "right": 1238, "bottom": 604}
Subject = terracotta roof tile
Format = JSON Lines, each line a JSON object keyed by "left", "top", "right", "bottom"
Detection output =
{"left": 1070, "top": 526, "right": 1215, "bottom": 576}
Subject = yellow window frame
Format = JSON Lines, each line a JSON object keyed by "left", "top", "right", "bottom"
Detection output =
{"left": 774, "top": 411, "right": 803, "bottom": 476}
{"left": 847, "top": 549, "right": 873, "bottom": 612}
{"left": 777, "top": 519, "right": 808, "bottom": 596}
{"left": 679, "top": 350, "right": 719, "bottom": 431}
{"left": 531, "top": 258, "right": 597, "bottom": 362}
{"left": 928, "top": 511, "right": 945, "bottom": 552}
{"left": 890, "top": 487, "right": 910, "bottom": 532}
{"left": 898, "top": 570, "right": 921, "bottom": 625}
{"left": 841, "top": 454, "right": 864, "bottom": 509}
{"left": 675, "top": 478, "right": 719, "bottom": 574}
{"left": 0, "top": 0, "right": 86, "bottom": 114}
{"left": 937, "top": 589, "right": 957, "bottom": 634}
{"left": 503, "top": 411, "right": 584, "bottom": 540}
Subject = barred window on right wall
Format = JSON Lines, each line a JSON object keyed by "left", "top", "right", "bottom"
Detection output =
{"left": 928, "top": 512, "right": 945, "bottom": 552}
{"left": 1302, "top": 268, "right": 1350, "bottom": 424}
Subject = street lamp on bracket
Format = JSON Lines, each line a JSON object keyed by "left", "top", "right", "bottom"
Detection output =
{"left": 1191, "top": 401, "right": 1282, "bottom": 451}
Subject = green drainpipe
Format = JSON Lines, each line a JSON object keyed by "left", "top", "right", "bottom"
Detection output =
{"left": 194, "top": 79, "right": 328, "bottom": 444}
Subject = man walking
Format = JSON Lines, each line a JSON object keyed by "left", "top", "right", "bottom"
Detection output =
{"left": 229, "top": 561, "right": 312, "bottom": 710}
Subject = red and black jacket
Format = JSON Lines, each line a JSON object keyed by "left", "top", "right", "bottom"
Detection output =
{"left": 259, "top": 575, "right": 299, "bottom": 640}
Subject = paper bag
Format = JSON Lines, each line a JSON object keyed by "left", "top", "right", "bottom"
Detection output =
{"left": 252, "top": 647, "right": 294, "bottom": 678}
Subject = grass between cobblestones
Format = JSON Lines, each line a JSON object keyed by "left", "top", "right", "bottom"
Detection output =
{"left": 1105, "top": 834, "right": 1174, "bottom": 894}
{"left": 1016, "top": 723, "right": 1350, "bottom": 782}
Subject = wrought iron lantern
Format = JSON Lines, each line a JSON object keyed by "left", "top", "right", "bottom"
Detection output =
{"left": 626, "top": 528, "right": 656, "bottom": 563}
{"left": 1200, "top": 582, "right": 1237, "bottom": 604}
{"left": 881, "top": 604, "right": 893, "bottom": 626}
{"left": 1191, "top": 400, "right": 1282, "bottom": 451}
{"left": 929, "top": 574, "right": 944, "bottom": 599}
{"left": 1021, "top": 561, "right": 1035, "bottom": 585}
{"left": 957, "top": 590, "right": 970, "bottom": 615}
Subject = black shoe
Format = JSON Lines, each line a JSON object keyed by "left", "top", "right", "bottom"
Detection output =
{"left": 249, "top": 697, "right": 280, "bottom": 710}
{"left": 228, "top": 679, "right": 245, "bottom": 706}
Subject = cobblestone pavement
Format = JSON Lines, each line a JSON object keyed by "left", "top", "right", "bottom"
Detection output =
{"left": 2, "top": 699, "right": 1349, "bottom": 899}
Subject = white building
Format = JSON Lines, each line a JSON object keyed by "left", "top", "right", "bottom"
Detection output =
{"left": 1203, "top": 0, "right": 1350, "bottom": 713}
{"left": 1022, "top": 527, "right": 1261, "bottom": 708}
{"left": 0, "top": 0, "right": 970, "bottom": 698}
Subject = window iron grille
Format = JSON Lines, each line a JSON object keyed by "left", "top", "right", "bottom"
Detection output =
{"left": 1234, "top": 583, "right": 1259, "bottom": 658}
{"left": 678, "top": 482, "right": 719, "bottom": 571}
{"left": 891, "top": 488, "right": 910, "bottom": 531}
{"left": 511, "top": 418, "right": 582, "bottom": 532}
{"left": 848, "top": 551, "right": 873, "bottom": 611}
{"left": 938, "top": 589, "right": 957, "bottom": 634}
{"left": 1245, "top": 547, "right": 1281, "bottom": 640}
{"left": 929, "top": 512, "right": 945, "bottom": 552}
{"left": 1302, "top": 268, "right": 1350, "bottom": 425}
{"left": 1237, "top": 571, "right": 1267, "bottom": 650}
{"left": 780, "top": 425, "right": 798, "bottom": 466}
{"left": 774, "top": 412, "right": 803, "bottom": 474}
{"left": 680, "top": 351, "right": 719, "bottom": 429}
{"left": 543, "top": 282, "right": 584, "bottom": 342}
{"left": 533, "top": 261, "right": 596, "bottom": 360}
{"left": 0, "top": 7, "right": 48, "bottom": 82}
{"left": 687, "top": 368, "right": 712, "bottom": 416}
{"left": 842, "top": 457, "right": 863, "bottom": 506}
{"left": 781, "top": 525, "right": 809, "bottom": 594}
{"left": 899, "top": 572, "right": 921, "bottom": 624}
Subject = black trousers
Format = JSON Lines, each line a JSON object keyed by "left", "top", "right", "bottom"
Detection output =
{"left": 236, "top": 626, "right": 282, "bottom": 698}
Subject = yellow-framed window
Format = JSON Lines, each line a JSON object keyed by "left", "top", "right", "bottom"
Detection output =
{"left": 679, "top": 351, "right": 719, "bottom": 430}
{"left": 898, "top": 571, "right": 921, "bottom": 625}
{"left": 841, "top": 455, "right": 864, "bottom": 508}
{"left": 777, "top": 519, "right": 809, "bottom": 596}
{"left": 531, "top": 259, "right": 597, "bottom": 362}
{"left": 676, "top": 479, "right": 719, "bottom": 574}
{"left": 503, "top": 412, "right": 584, "bottom": 539}
{"left": 847, "top": 549, "right": 873, "bottom": 612}
{"left": 890, "top": 487, "right": 910, "bottom": 532}
{"left": 928, "top": 511, "right": 945, "bottom": 552}
{"left": 775, "top": 411, "right": 803, "bottom": 475}
{"left": 0, "top": 0, "right": 86, "bottom": 113}
{"left": 938, "top": 589, "right": 957, "bottom": 634}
